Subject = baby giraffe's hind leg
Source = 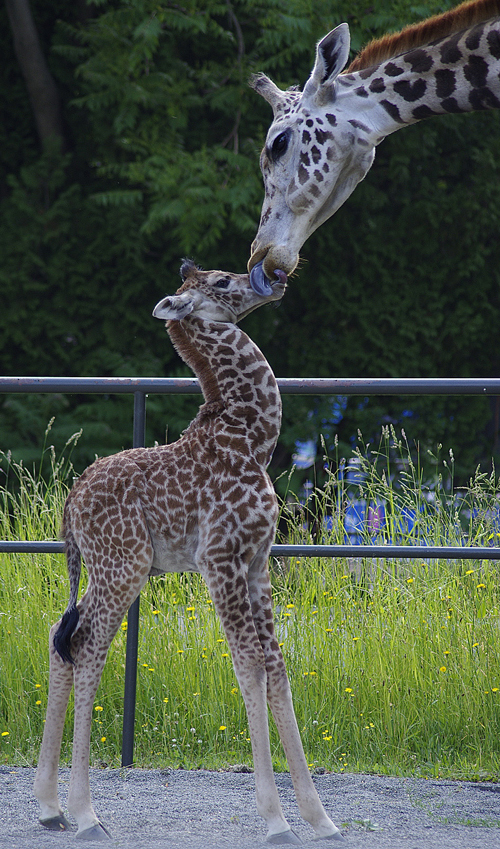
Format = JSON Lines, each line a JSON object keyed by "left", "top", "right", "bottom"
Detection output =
{"left": 66, "top": 564, "right": 151, "bottom": 840}
{"left": 67, "top": 640, "right": 113, "bottom": 841}
{"left": 34, "top": 622, "right": 75, "bottom": 831}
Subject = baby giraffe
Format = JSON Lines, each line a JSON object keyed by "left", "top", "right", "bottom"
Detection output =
{"left": 34, "top": 259, "right": 342, "bottom": 843}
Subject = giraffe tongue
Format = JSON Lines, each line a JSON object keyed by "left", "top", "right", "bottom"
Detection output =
{"left": 249, "top": 261, "right": 274, "bottom": 296}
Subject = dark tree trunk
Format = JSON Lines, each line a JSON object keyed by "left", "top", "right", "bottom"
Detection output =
{"left": 5, "top": 0, "right": 66, "bottom": 150}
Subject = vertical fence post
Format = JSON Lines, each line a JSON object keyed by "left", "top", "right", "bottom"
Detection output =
{"left": 121, "top": 390, "right": 146, "bottom": 767}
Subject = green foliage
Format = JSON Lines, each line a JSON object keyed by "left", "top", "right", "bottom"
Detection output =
{"left": 0, "top": 0, "right": 499, "bottom": 482}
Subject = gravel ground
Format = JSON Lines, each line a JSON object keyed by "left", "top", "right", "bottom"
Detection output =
{"left": 2, "top": 766, "right": 500, "bottom": 848}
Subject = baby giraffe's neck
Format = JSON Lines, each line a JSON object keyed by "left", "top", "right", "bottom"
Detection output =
{"left": 168, "top": 317, "right": 281, "bottom": 468}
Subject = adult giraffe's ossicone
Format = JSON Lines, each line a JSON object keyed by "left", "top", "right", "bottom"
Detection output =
{"left": 248, "top": 0, "right": 500, "bottom": 279}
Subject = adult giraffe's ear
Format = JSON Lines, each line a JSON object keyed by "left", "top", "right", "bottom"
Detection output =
{"left": 152, "top": 292, "right": 195, "bottom": 321}
{"left": 303, "top": 23, "right": 350, "bottom": 104}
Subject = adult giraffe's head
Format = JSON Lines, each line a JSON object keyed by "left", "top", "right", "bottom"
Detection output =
{"left": 249, "top": 0, "right": 500, "bottom": 279}
{"left": 248, "top": 23, "right": 377, "bottom": 279}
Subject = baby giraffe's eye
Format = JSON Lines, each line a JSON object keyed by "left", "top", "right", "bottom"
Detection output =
{"left": 214, "top": 277, "right": 230, "bottom": 289}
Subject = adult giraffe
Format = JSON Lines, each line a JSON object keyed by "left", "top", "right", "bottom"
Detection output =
{"left": 248, "top": 0, "right": 500, "bottom": 290}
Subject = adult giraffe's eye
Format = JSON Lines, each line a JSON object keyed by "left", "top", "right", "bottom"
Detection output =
{"left": 270, "top": 129, "right": 290, "bottom": 161}
{"left": 214, "top": 277, "right": 230, "bottom": 289}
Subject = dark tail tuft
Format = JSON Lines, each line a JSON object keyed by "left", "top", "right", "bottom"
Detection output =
{"left": 53, "top": 604, "right": 80, "bottom": 664}
{"left": 54, "top": 521, "right": 82, "bottom": 664}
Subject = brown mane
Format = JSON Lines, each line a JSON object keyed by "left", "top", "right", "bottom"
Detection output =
{"left": 346, "top": 0, "right": 500, "bottom": 73}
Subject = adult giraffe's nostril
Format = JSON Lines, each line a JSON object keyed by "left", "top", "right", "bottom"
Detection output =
{"left": 247, "top": 246, "right": 268, "bottom": 274}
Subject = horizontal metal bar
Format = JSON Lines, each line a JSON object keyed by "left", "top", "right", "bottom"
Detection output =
{"left": 1, "top": 376, "right": 500, "bottom": 395}
{"left": 0, "top": 376, "right": 202, "bottom": 394}
{"left": 0, "top": 541, "right": 65, "bottom": 553}
{"left": 271, "top": 544, "right": 500, "bottom": 560}
{"left": 277, "top": 378, "right": 500, "bottom": 396}
{"left": 1, "top": 540, "right": 499, "bottom": 560}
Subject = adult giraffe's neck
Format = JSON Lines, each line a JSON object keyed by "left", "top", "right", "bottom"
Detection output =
{"left": 168, "top": 318, "right": 281, "bottom": 467}
{"left": 343, "top": 17, "right": 500, "bottom": 139}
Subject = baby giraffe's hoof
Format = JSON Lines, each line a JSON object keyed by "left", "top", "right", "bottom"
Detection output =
{"left": 76, "top": 822, "right": 111, "bottom": 841}
{"left": 40, "top": 814, "right": 72, "bottom": 831}
{"left": 266, "top": 829, "right": 302, "bottom": 845}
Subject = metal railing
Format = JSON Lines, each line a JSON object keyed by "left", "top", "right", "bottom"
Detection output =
{"left": 1, "top": 375, "right": 500, "bottom": 766}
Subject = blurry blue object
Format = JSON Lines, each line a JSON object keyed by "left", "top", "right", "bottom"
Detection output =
{"left": 368, "top": 502, "right": 385, "bottom": 533}
{"left": 342, "top": 499, "right": 386, "bottom": 544}
{"left": 331, "top": 396, "right": 347, "bottom": 424}
{"left": 345, "top": 499, "right": 366, "bottom": 545}
{"left": 345, "top": 458, "right": 366, "bottom": 485}
{"left": 292, "top": 439, "right": 317, "bottom": 470}
{"left": 399, "top": 507, "right": 416, "bottom": 535}
{"left": 323, "top": 515, "right": 334, "bottom": 533}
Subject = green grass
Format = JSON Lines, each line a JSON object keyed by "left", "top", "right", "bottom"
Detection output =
{"left": 1, "top": 427, "right": 500, "bottom": 780}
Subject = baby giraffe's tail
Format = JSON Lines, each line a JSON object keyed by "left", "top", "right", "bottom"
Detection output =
{"left": 53, "top": 528, "right": 81, "bottom": 664}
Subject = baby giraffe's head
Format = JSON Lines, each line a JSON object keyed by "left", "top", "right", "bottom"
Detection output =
{"left": 153, "top": 258, "right": 287, "bottom": 325}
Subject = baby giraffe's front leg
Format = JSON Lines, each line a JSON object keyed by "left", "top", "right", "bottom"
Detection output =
{"left": 247, "top": 562, "right": 344, "bottom": 842}
{"left": 205, "top": 567, "right": 300, "bottom": 844}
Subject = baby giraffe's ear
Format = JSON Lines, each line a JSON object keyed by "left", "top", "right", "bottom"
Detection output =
{"left": 152, "top": 292, "right": 195, "bottom": 321}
